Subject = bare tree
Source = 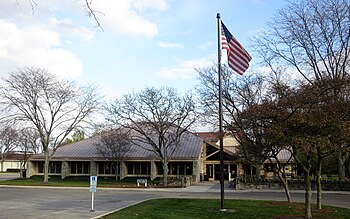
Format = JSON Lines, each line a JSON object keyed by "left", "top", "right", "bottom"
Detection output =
{"left": 18, "top": 0, "right": 104, "bottom": 30}
{"left": 95, "top": 128, "right": 131, "bottom": 181}
{"left": 17, "top": 127, "right": 41, "bottom": 177}
{"left": 0, "top": 67, "right": 101, "bottom": 182}
{"left": 20, "top": 128, "right": 41, "bottom": 155}
{"left": 0, "top": 125, "right": 19, "bottom": 172}
{"left": 255, "top": 0, "right": 350, "bottom": 83}
{"left": 105, "top": 87, "right": 197, "bottom": 186}
{"left": 196, "top": 65, "right": 270, "bottom": 179}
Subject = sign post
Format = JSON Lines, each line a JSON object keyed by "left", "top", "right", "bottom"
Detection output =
{"left": 90, "top": 176, "right": 97, "bottom": 212}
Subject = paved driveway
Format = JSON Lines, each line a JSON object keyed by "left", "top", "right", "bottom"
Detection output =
{"left": 0, "top": 187, "right": 161, "bottom": 219}
{"left": 0, "top": 173, "right": 20, "bottom": 181}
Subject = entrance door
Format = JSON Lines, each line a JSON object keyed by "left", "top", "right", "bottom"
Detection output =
{"left": 206, "top": 164, "right": 214, "bottom": 180}
{"left": 214, "top": 164, "right": 229, "bottom": 180}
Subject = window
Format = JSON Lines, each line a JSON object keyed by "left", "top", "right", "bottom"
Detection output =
{"left": 37, "top": 161, "right": 61, "bottom": 174}
{"left": 70, "top": 162, "right": 90, "bottom": 174}
{"left": 156, "top": 162, "right": 163, "bottom": 175}
{"left": 170, "top": 162, "right": 193, "bottom": 175}
{"left": 126, "top": 162, "right": 150, "bottom": 175}
{"left": 98, "top": 162, "right": 119, "bottom": 175}
{"left": 156, "top": 162, "right": 193, "bottom": 176}
{"left": 264, "top": 163, "right": 275, "bottom": 172}
{"left": 49, "top": 162, "right": 62, "bottom": 174}
{"left": 38, "top": 162, "right": 44, "bottom": 173}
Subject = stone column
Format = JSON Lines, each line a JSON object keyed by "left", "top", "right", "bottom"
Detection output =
{"left": 237, "top": 163, "right": 244, "bottom": 176}
{"left": 61, "top": 161, "right": 69, "bottom": 179}
{"left": 192, "top": 160, "right": 200, "bottom": 183}
{"left": 26, "top": 160, "right": 36, "bottom": 178}
{"left": 120, "top": 161, "right": 127, "bottom": 180}
{"left": 90, "top": 161, "right": 97, "bottom": 176}
{"left": 202, "top": 143, "right": 207, "bottom": 178}
{"left": 150, "top": 161, "right": 157, "bottom": 180}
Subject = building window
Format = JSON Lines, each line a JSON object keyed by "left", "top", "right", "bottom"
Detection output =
{"left": 37, "top": 161, "right": 61, "bottom": 174}
{"left": 98, "top": 162, "right": 119, "bottom": 175}
{"left": 264, "top": 163, "right": 275, "bottom": 172}
{"left": 38, "top": 162, "right": 44, "bottom": 173}
{"left": 126, "top": 162, "right": 150, "bottom": 175}
{"left": 169, "top": 162, "right": 193, "bottom": 175}
{"left": 156, "top": 162, "right": 164, "bottom": 175}
{"left": 156, "top": 162, "right": 193, "bottom": 176}
{"left": 70, "top": 162, "right": 90, "bottom": 174}
{"left": 49, "top": 162, "right": 62, "bottom": 174}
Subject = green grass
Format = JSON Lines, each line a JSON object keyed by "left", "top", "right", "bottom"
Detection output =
{"left": 0, "top": 176, "right": 141, "bottom": 187}
{"left": 0, "top": 176, "right": 181, "bottom": 187}
{"left": 102, "top": 199, "right": 350, "bottom": 219}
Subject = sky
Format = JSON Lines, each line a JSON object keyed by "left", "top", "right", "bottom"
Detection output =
{"left": 0, "top": 0, "right": 289, "bottom": 100}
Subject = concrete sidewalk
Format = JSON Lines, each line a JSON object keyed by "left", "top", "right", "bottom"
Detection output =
{"left": 108, "top": 181, "right": 350, "bottom": 195}
{"left": 143, "top": 181, "right": 350, "bottom": 195}
{"left": 183, "top": 181, "right": 350, "bottom": 195}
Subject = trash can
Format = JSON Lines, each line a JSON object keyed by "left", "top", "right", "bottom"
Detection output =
{"left": 22, "top": 169, "right": 26, "bottom": 178}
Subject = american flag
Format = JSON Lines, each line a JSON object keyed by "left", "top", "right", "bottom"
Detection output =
{"left": 221, "top": 21, "right": 252, "bottom": 75}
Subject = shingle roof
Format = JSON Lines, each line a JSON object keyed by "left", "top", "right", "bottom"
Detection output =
{"left": 266, "top": 149, "right": 293, "bottom": 163}
{"left": 1, "top": 152, "right": 30, "bottom": 161}
{"left": 195, "top": 132, "right": 220, "bottom": 142}
{"left": 31, "top": 130, "right": 203, "bottom": 161}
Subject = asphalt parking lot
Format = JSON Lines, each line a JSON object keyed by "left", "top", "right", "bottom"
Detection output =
{"left": 0, "top": 182, "right": 349, "bottom": 219}
{"left": 0, "top": 187, "right": 162, "bottom": 219}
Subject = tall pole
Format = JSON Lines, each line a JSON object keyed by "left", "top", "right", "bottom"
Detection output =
{"left": 216, "top": 12, "right": 225, "bottom": 210}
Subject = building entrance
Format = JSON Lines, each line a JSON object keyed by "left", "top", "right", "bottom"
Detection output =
{"left": 214, "top": 164, "right": 229, "bottom": 180}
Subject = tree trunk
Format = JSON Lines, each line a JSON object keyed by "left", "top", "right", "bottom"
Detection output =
{"left": 19, "top": 162, "right": 23, "bottom": 178}
{"left": 305, "top": 170, "right": 312, "bottom": 219}
{"left": 283, "top": 181, "right": 292, "bottom": 203}
{"left": 316, "top": 158, "right": 322, "bottom": 210}
{"left": 43, "top": 150, "right": 49, "bottom": 182}
{"left": 338, "top": 151, "right": 348, "bottom": 181}
{"left": 162, "top": 162, "right": 168, "bottom": 187}
{"left": 277, "top": 171, "right": 292, "bottom": 202}
{"left": 254, "top": 164, "right": 261, "bottom": 180}
{"left": 115, "top": 162, "right": 120, "bottom": 181}
{"left": 348, "top": 159, "right": 350, "bottom": 179}
{"left": 0, "top": 160, "right": 4, "bottom": 172}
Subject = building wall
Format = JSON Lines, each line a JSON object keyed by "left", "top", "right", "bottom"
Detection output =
{"left": 0, "top": 160, "right": 21, "bottom": 171}
{"left": 27, "top": 159, "right": 202, "bottom": 183}
{"left": 27, "top": 160, "right": 36, "bottom": 178}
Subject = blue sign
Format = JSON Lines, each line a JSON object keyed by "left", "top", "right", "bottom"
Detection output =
{"left": 90, "top": 176, "right": 97, "bottom": 186}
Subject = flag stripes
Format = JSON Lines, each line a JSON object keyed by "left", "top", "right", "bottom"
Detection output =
{"left": 221, "top": 21, "right": 252, "bottom": 75}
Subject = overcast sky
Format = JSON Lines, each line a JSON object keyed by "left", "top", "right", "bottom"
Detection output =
{"left": 0, "top": 0, "right": 288, "bottom": 100}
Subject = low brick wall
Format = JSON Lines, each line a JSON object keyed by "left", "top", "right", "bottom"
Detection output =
{"left": 154, "top": 176, "right": 195, "bottom": 187}
{"left": 234, "top": 178, "right": 350, "bottom": 191}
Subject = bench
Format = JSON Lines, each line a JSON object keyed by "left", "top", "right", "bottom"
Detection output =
{"left": 137, "top": 179, "right": 148, "bottom": 187}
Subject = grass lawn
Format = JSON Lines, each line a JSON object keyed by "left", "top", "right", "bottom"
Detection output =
{"left": 0, "top": 176, "right": 140, "bottom": 187}
{"left": 102, "top": 198, "right": 350, "bottom": 219}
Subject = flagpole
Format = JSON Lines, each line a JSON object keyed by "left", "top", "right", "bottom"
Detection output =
{"left": 216, "top": 12, "right": 225, "bottom": 210}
